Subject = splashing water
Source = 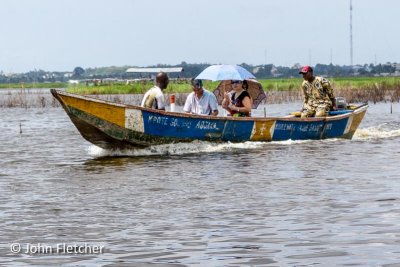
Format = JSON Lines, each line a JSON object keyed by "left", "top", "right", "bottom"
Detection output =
{"left": 87, "top": 141, "right": 263, "bottom": 157}
{"left": 354, "top": 122, "right": 400, "bottom": 140}
{"left": 87, "top": 139, "right": 312, "bottom": 157}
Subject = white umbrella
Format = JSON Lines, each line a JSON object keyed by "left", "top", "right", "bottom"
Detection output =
{"left": 195, "top": 64, "right": 256, "bottom": 81}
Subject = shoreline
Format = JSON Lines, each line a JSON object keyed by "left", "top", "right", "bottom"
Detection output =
{"left": 0, "top": 87, "right": 399, "bottom": 108}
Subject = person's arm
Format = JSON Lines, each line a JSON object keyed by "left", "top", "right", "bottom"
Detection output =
{"left": 209, "top": 94, "right": 219, "bottom": 116}
{"left": 301, "top": 83, "right": 308, "bottom": 110}
{"left": 321, "top": 78, "right": 336, "bottom": 109}
{"left": 222, "top": 93, "right": 231, "bottom": 112}
{"left": 141, "top": 92, "right": 149, "bottom": 107}
{"left": 302, "top": 84, "right": 308, "bottom": 104}
{"left": 183, "top": 94, "right": 192, "bottom": 113}
{"left": 155, "top": 94, "right": 166, "bottom": 110}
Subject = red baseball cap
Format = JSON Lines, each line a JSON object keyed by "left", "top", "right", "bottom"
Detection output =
{"left": 299, "top": 66, "right": 313, "bottom": 74}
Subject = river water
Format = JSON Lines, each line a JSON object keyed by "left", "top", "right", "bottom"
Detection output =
{"left": 1, "top": 99, "right": 400, "bottom": 266}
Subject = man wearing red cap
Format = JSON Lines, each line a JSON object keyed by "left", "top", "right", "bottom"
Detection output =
{"left": 299, "top": 66, "right": 335, "bottom": 118}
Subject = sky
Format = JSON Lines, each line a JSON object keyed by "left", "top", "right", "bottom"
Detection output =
{"left": 1, "top": 0, "right": 399, "bottom": 73}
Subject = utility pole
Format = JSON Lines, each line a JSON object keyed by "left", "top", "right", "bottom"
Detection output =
{"left": 264, "top": 49, "right": 267, "bottom": 65}
{"left": 350, "top": 0, "right": 353, "bottom": 66}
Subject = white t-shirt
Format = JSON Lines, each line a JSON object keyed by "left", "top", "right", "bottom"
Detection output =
{"left": 183, "top": 89, "right": 218, "bottom": 115}
{"left": 141, "top": 86, "right": 165, "bottom": 110}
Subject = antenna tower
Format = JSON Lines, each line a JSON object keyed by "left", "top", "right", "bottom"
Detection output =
{"left": 350, "top": 0, "right": 353, "bottom": 66}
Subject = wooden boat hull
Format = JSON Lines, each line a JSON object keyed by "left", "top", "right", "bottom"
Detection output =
{"left": 51, "top": 89, "right": 368, "bottom": 149}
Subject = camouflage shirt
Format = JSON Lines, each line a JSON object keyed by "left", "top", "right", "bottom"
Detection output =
{"left": 301, "top": 76, "right": 335, "bottom": 109}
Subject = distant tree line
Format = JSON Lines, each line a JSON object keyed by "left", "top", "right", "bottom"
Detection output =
{"left": 0, "top": 62, "right": 398, "bottom": 83}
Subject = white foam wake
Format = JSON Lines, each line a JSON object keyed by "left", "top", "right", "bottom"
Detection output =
{"left": 354, "top": 122, "right": 400, "bottom": 140}
{"left": 87, "top": 139, "right": 310, "bottom": 157}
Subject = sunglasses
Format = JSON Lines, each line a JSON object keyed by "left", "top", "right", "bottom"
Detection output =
{"left": 231, "top": 80, "right": 242, "bottom": 85}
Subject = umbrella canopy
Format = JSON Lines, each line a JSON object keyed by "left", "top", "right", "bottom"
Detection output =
{"left": 213, "top": 79, "right": 266, "bottom": 109}
{"left": 195, "top": 64, "right": 256, "bottom": 81}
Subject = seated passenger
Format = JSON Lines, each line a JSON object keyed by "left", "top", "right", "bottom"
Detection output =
{"left": 222, "top": 80, "right": 252, "bottom": 117}
{"left": 183, "top": 79, "right": 218, "bottom": 116}
{"left": 141, "top": 72, "right": 169, "bottom": 110}
{"left": 298, "top": 66, "right": 336, "bottom": 118}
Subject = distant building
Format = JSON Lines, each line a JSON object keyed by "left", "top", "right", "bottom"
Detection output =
{"left": 126, "top": 67, "right": 183, "bottom": 73}
{"left": 271, "top": 66, "right": 282, "bottom": 77}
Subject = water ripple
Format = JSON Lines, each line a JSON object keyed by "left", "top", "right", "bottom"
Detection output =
{"left": 1, "top": 104, "right": 400, "bottom": 266}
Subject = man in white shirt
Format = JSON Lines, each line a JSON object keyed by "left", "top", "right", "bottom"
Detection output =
{"left": 183, "top": 79, "right": 219, "bottom": 116}
{"left": 141, "top": 72, "right": 169, "bottom": 110}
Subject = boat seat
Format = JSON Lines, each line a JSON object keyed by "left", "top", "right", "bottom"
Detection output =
{"left": 328, "top": 110, "right": 353, "bottom": 116}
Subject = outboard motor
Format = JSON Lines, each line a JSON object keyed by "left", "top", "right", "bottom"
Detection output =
{"left": 335, "top": 97, "right": 347, "bottom": 110}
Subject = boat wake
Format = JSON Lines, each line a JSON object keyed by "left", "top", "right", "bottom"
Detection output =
{"left": 87, "top": 139, "right": 308, "bottom": 157}
{"left": 354, "top": 122, "right": 400, "bottom": 140}
{"left": 86, "top": 124, "right": 400, "bottom": 157}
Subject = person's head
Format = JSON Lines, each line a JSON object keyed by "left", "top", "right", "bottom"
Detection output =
{"left": 299, "top": 66, "right": 314, "bottom": 81}
{"left": 191, "top": 78, "right": 204, "bottom": 95}
{"left": 231, "top": 80, "right": 243, "bottom": 91}
{"left": 156, "top": 72, "right": 169, "bottom": 90}
{"left": 242, "top": 80, "right": 249, "bottom": 90}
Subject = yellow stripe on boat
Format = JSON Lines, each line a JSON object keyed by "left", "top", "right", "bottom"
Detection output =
{"left": 348, "top": 108, "right": 367, "bottom": 134}
{"left": 61, "top": 95, "right": 126, "bottom": 128}
{"left": 250, "top": 120, "right": 275, "bottom": 141}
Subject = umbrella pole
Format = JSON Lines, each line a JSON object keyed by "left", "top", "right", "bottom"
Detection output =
{"left": 223, "top": 82, "right": 227, "bottom": 116}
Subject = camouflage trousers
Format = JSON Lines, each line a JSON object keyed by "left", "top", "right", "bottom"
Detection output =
{"left": 301, "top": 103, "right": 331, "bottom": 118}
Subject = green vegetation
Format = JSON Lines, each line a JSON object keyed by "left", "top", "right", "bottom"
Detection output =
{"left": 66, "top": 81, "right": 222, "bottom": 95}
{"left": 260, "top": 78, "right": 302, "bottom": 91}
{"left": 329, "top": 76, "right": 400, "bottom": 88}
{"left": 261, "top": 76, "right": 400, "bottom": 91}
{"left": 1, "top": 76, "right": 399, "bottom": 94}
{"left": 66, "top": 77, "right": 400, "bottom": 94}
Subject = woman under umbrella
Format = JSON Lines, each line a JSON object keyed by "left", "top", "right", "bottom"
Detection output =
{"left": 222, "top": 80, "right": 253, "bottom": 117}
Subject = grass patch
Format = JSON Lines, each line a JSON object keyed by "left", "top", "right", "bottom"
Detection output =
{"left": 66, "top": 81, "right": 222, "bottom": 95}
{"left": 260, "top": 76, "right": 400, "bottom": 91}
{"left": 330, "top": 76, "right": 400, "bottom": 88}
{"left": 1, "top": 76, "right": 399, "bottom": 94}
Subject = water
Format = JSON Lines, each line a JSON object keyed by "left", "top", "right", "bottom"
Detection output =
{"left": 1, "top": 102, "right": 400, "bottom": 266}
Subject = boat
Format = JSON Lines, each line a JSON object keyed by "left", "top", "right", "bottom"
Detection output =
{"left": 51, "top": 89, "right": 368, "bottom": 149}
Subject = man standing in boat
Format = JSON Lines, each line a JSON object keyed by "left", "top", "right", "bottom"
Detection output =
{"left": 141, "top": 72, "right": 169, "bottom": 110}
{"left": 299, "top": 66, "right": 336, "bottom": 118}
{"left": 183, "top": 78, "right": 219, "bottom": 116}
